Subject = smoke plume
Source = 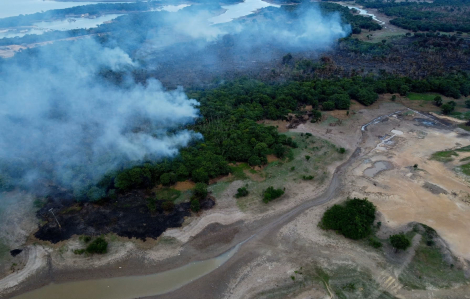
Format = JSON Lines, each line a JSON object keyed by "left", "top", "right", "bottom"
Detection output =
{"left": 0, "top": 39, "right": 201, "bottom": 195}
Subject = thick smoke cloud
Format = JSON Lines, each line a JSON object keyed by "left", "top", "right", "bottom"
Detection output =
{"left": 0, "top": 39, "right": 200, "bottom": 194}
{"left": 135, "top": 4, "right": 350, "bottom": 62}
{"left": 0, "top": 2, "right": 350, "bottom": 197}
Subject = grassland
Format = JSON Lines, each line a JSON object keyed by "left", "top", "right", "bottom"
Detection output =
{"left": 235, "top": 132, "right": 345, "bottom": 212}
{"left": 407, "top": 92, "right": 440, "bottom": 101}
{"left": 399, "top": 239, "right": 466, "bottom": 290}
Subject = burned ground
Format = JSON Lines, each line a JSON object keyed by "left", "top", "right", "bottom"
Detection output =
{"left": 34, "top": 190, "right": 215, "bottom": 243}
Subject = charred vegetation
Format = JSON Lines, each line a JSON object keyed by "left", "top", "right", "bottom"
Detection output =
{"left": 34, "top": 190, "right": 215, "bottom": 243}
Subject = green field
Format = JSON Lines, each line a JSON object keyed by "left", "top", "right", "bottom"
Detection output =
{"left": 407, "top": 92, "right": 440, "bottom": 101}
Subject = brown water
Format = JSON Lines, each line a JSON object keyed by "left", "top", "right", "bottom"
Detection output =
{"left": 13, "top": 242, "right": 242, "bottom": 299}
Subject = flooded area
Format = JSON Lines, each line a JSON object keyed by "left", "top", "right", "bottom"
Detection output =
{"left": 13, "top": 242, "right": 242, "bottom": 299}
{"left": 0, "top": 14, "right": 123, "bottom": 39}
{"left": 209, "top": 0, "right": 279, "bottom": 24}
{"left": 0, "top": 0, "right": 118, "bottom": 19}
{"left": 336, "top": 2, "right": 385, "bottom": 25}
{"left": 364, "top": 161, "right": 392, "bottom": 177}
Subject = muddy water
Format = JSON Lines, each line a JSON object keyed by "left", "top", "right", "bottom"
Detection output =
{"left": 364, "top": 161, "right": 392, "bottom": 177}
{"left": 13, "top": 242, "right": 242, "bottom": 299}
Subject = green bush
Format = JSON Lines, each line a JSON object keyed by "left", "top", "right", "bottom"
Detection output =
{"left": 322, "top": 101, "right": 335, "bottom": 111}
{"left": 235, "top": 187, "right": 249, "bottom": 198}
{"left": 390, "top": 233, "right": 411, "bottom": 252}
{"left": 311, "top": 110, "right": 322, "bottom": 123}
{"left": 441, "top": 103, "right": 454, "bottom": 115}
{"left": 192, "top": 183, "right": 208, "bottom": 201}
{"left": 320, "top": 198, "right": 376, "bottom": 240}
{"left": 302, "top": 175, "right": 314, "bottom": 180}
{"left": 368, "top": 238, "right": 383, "bottom": 248}
{"left": 338, "top": 147, "right": 346, "bottom": 154}
{"left": 263, "top": 186, "right": 285, "bottom": 203}
{"left": 190, "top": 199, "right": 201, "bottom": 212}
{"left": 85, "top": 237, "right": 108, "bottom": 254}
{"left": 73, "top": 249, "right": 85, "bottom": 255}
{"left": 465, "top": 100, "right": 470, "bottom": 108}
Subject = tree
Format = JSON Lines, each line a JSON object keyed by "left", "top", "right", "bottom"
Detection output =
{"left": 320, "top": 198, "right": 376, "bottom": 240}
{"left": 160, "top": 173, "right": 171, "bottom": 186}
{"left": 192, "top": 183, "right": 208, "bottom": 201}
{"left": 389, "top": 233, "right": 411, "bottom": 252}
{"left": 190, "top": 199, "right": 200, "bottom": 212}
{"left": 330, "top": 93, "right": 351, "bottom": 110}
{"left": 441, "top": 103, "right": 454, "bottom": 115}
{"left": 235, "top": 187, "right": 249, "bottom": 198}
{"left": 311, "top": 110, "right": 322, "bottom": 123}
{"left": 263, "top": 186, "right": 284, "bottom": 203}
{"left": 273, "top": 144, "right": 285, "bottom": 159}
{"left": 434, "top": 96, "right": 443, "bottom": 107}
{"left": 322, "top": 101, "right": 335, "bottom": 111}
{"left": 305, "top": 155, "right": 311, "bottom": 161}
{"left": 85, "top": 237, "right": 108, "bottom": 254}
{"left": 465, "top": 100, "right": 470, "bottom": 108}
{"left": 192, "top": 168, "right": 209, "bottom": 183}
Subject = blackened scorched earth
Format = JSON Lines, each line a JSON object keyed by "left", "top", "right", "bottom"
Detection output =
{"left": 34, "top": 190, "right": 215, "bottom": 243}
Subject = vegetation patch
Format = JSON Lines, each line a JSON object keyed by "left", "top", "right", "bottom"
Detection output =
{"left": 320, "top": 198, "right": 376, "bottom": 240}
{"left": 407, "top": 92, "right": 441, "bottom": 101}
{"left": 154, "top": 188, "right": 181, "bottom": 202}
{"left": 459, "top": 163, "right": 470, "bottom": 176}
{"left": 235, "top": 187, "right": 249, "bottom": 198}
{"left": 85, "top": 237, "right": 108, "bottom": 254}
{"left": 430, "top": 150, "right": 458, "bottom": 162}
{"left": 263, "top": 186, "right": 285, "bottom": 203}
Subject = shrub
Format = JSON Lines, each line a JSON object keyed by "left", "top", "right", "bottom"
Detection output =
{"left": 338, "top": 147, "right": 346, "bottom": 154}
{"left": 190, "top": 199, "right": 201, "bottom": 212}
{"left": 311, "top": 110, "right": 322, "bottom": 123}
{"left": 235, "top": 187, "right": 249, "bottom": 198}
{"left": 263, "top": 186, "right": 285, "bottom": 203}
{"left": 322, "top": 101, "right": 335, "bottom": 111}
{"left": 192, "top": 183, "right": 208, "bottom": 201}
{"left": 86, "top": 237, "right": 108, "bottom": 254}
{"left": 434, "top": 96, "right": 443, "bottom": 107}
{"left": 73, "top": 249, "right": 86, "bottom": 255}
{"left": 465, "top": 100, "right": 470, "bottom": 109}
{"left": 368, "top": 238, "right": 382, "bottom": 248}
{"left": 389, "top": 233, "right": 411, "bottom": 252}
{"left": 302, "top": 175, "right": 314, "bottom": 180}
{"left": 305, "top": 155, "right": 311, "bottom": 161}
{"left": 441, "top": 103, "right": 454, "bottom": 115}
{"left": 320, "top": 198, "right": 376, "bottom": 240}
{"left": 83, "top": 235, "right": 91, "bottom": 243}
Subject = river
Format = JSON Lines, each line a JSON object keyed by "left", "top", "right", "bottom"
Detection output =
{"left": 0, "top": 0, "right": 279, "bottom": 39}
{"left": 13, "top": 241, "right": 244, "bottom": 299}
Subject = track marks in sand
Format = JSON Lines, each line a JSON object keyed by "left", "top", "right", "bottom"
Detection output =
{"left": 0, "top": 246, "right": 48, "bottom": 295}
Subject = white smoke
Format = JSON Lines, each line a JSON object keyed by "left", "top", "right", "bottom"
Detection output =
{"left": 0, "top": 38, "right": 201, "bottom": 192}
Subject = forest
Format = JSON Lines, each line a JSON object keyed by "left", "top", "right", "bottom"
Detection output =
{"left": 355, "top": 0, "right": 470, "bottom": 32}
{"left": 86, "top": 72, "right": 469, "bottom": 201}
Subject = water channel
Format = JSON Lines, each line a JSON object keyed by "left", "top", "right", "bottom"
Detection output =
{"left": 13, "top": 241, "right": 243, "bottom": 299}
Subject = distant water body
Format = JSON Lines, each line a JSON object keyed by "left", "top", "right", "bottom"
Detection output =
{"left": 0, "top": 0, "right": 125, "bottom": 19}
